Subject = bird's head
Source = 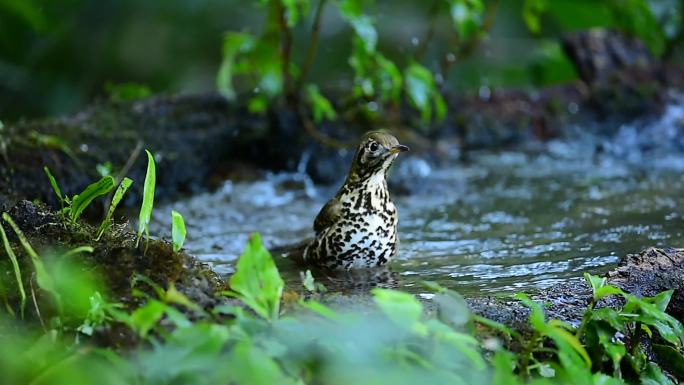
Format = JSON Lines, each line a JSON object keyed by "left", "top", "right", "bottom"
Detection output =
{"left": 348, "top": 131, "right": 409, "bottom": 182}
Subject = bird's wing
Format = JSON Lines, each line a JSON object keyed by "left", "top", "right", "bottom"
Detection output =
{"left": 313, "top": 198, "right": 342, "bottom": 235}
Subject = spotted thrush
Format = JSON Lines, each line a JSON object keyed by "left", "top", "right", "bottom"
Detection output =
{"left": 303, "top": 132, "right": 409, "bottom": 269}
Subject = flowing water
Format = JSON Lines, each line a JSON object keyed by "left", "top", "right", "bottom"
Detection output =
{"left": 151, "top": 101, "right": 684, "bottom": 297}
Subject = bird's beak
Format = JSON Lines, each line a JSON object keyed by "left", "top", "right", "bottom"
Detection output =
{"left": 389, "top": 144, "right": 410, "bottom": 154}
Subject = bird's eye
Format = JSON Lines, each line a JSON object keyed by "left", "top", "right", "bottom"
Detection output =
{"left": 369, "top": 142, "right": 379, "bottom": 152}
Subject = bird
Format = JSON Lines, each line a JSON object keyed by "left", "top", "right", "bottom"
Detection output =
{"left": 303, "top": 131, "right": 409, "bottom": 269}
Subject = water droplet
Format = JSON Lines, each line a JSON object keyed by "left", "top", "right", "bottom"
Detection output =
{"left": 79, "top": 144, "right": 89, "bottom": 152}
{"left": 568, "top": 102, "right": 579, "bottom": 114}
{"left": 411, "top": 37, "right": 420, "bottom": 46}
{"left": 367, "top": 101, "right": 378, "bottom": 112}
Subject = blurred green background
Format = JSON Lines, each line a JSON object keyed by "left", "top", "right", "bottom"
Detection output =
{"left": 0, "top": 0, "right": 681, "bottom": 121}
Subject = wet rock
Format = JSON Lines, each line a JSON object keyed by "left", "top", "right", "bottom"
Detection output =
{"left": 0, "top": 200, "right": 227, "bottom": 318}
{"left": 562, "top": 28, "right": 665, "bottom": 118}
{"left": 467, "top": 247, "right": 684, "bottom": 331}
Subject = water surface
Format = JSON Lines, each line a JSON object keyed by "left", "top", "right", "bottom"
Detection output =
{"left": 151, "top": 104, "right": 684, "bottom": 296}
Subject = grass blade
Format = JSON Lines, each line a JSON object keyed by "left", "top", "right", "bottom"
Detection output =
{"left": 96, "top": 177, "right": 133, "bottom": 240}
{"left": 70, "top": 176, "right": 115, "bottom": 223}
{"left": 2, "top": 213, "right": 61, "bottom": 313}
{"left": 171, "top": 210, "right": 186, "bottom": 252}
{"left": 0, "top": 222, "right": 25, "bottom": 318}
{"left": 136, "top": 150, "right": 156, "bottom": 248}
{"left": 43, "top": 166, "right": 65, "bottom": 214}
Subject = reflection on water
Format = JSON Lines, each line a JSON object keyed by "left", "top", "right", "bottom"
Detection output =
{"left": 151, "top": 102, "right": 684, "bottom": 296}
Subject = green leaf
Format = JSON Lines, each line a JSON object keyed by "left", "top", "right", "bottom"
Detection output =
{"left": 105, "top": 82, "right": 152, "bottom": 102}
{"left": 96, "top": 177, "right": 133, "bottom": 240}
{"left": 640, "top": 362, "right": 676, "bottom": 385}
{"left": 70, "top": 176, "right": 115, "bottom": 224}
{"left": 372, "top": 289, "right": 423, "bottom": 330}
{"left": 171, "top": 210, "right": 186, "bottom": 253}
{"left": 434, "top": 289, "right": 470, "bottom": 327}
{"left": 2, "top": 213, "right": 61, "bottom": 313}
{"left": 523, "top": 0, "right": 548, "bottom": 34}
{"left": 137, "top": 150, "right": 156, "bottom": 248}
{"left": 448, "top": 0, "right": 485, "bottom": 40}
{"left": 652, "top": 344, "right": 684, "bottom": 383}
{"left": 404, "top": 62, "right": 445, "bottom": 124}
{"left": 0, "top": 222, "right": 26, "bottom": 318}
{"left": 305, "top": 84, "right": 337, "bottom": 123}
{"left": 217, "top": 32, "right": 256, "bottom": 100}
{"left": 339, "top": 0, "right": 377, "bottom": 52}
{"left": 298, "top": 299, "right": 339, "bottom": 320}
{"left": 228, "top": 233, "right": 283, "bottom": 321}
{"left": 227, "top": 340, "right": 298, "bottom": 385}
{"left": 43, "top": 166, "right": 63, "bottom": 207}
{"left": 492, "top": 350, "right": 519, "bottom": 385}
{"left": 129, "top": 299, "right": 167, "bottom": 337}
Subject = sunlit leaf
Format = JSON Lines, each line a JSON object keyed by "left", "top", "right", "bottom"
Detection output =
{"left": 96, "top": 177, "right": 133, "bottom": 240}
{"left": 171, "top": 210, "right": 186, "bottom": 253}
{"left": 137, "top": 150, "right": 156, "bottom": 249}
{"left": 217, "top": 32, "right": 256, "bottom": 100}
{"left": 306, "top": 84, "right": 337, "bottom": 123}
{"left": 70, "top": 176, "right": 115, "bottom": 224}
{"left": 372, "top": 289, "right": 423, "bottom": 330}
{"left": 227, "top": 233, "right": 283, "bottom": 321}
{"left": 130, "top": 299, "right": 167, "bottom": 337}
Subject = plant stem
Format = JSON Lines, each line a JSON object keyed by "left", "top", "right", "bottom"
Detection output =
{"left": 276, "top": 0, "right": 295, "bottom": 103}
{"left": 575, "top": 299, "right": 596, "bottom": 338}
{"left": 298, "top": 0, "right": 327, "bottom": 90}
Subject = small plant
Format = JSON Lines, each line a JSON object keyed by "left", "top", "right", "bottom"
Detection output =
{"left": 96, "top": 177, "right": 133, "bottom": 240}
{"left": 170, "top": 210, "right": 186, "bottom": 252}
{"left": 223, "top": 233, "right": 283, "bottom": 321}
{"left": 0, "top": 220, "right": 26, "bottom": 318}
{"left": 136, "top": 150, "right": 156, "bottom": 250}
{"left": 44, "top": 166, "right": 115, "bottom": 224}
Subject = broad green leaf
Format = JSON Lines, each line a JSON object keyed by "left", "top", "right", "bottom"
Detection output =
{"left": 130, "top": 299, "right": 167, "bottom": 337}
{"left": 404, "top": 62, "right": 445, "bottom": 124}
{"left": 2, "top": 213, "right": 61, "bottom": 313}
{"left": 0, "top": 222, "right": 26, "bottom": 318}
{"left": 228, "top": 233, "right": 283, "bottom": 321}
{"left": 96, "top": 177, "right": 133, "bottom": 240}
{"left": 305, "top": 85, "right": 337, "bottom": 123}
{"left": 70, "top": 176, "right": 115, "bottom": 223}
{"left": 137, "top": 150, "right": 156, "bottom": 248}
{"left": 282, "top": 0, "right": 310, "bottom": 27}
{"left": 298, "top": 300, "right": 339, "bottom": 320}
{"left": 372, "top": 288, "right": 423, "bottom": 330}
{"left": 640, "top": 362, "right": 676, "bottom": 385}
{"left": 523, "top": 0, "right": 548, "bottom": 34}
{"left": 472, "top": 314, "right": 519, "bottom": 338}
{"left": 652, "top": 344, "right": 684, "bottom": 383}
{"left": 339, "top": 0, "right": 377, "bottom": 52}
{"left": 171, "top": 210, "right": 186, "bottom": 253}
{"left": 227, "top": 340, "right": 298, "bottom": 385}
{"left": 448, "top": 0, "right": 485, "bottom": 40}
{"left": 434, "top": 289, "right": 470, "bottom": 327}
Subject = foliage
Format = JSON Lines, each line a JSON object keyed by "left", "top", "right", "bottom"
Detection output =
{"left": 105, "top": 82, "right": 152, "bottom": 102}
{"left": 170, "top": 210, "right": 186, "bottom": 252}
{"left": 136, "top": 150, "right": 156, "bottom": 250}
{"left": 96, "top": 177, "right": 133, "bottom": 240}
{"left": 44, "top": 166, "right": 115, "bottom": 224}
{"left": 224, "top": 233, "right": 283, "bottom": 321}
{"left": 2, "top": 224, "right": 684, "bottom": 384}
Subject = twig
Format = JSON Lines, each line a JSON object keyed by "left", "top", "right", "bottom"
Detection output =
{"left": 298, "top": 0, "right": 327, "bottom": 90}
{"left": 296, "top": 106, "right": 353, "bottom": 149}
{"left": 277, "top": 1, "right": 295, "bottom": 102}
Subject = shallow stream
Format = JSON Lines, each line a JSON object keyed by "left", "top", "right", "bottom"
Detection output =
{"left": 151, "top": 101, "right": 684, "bottom": 297}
